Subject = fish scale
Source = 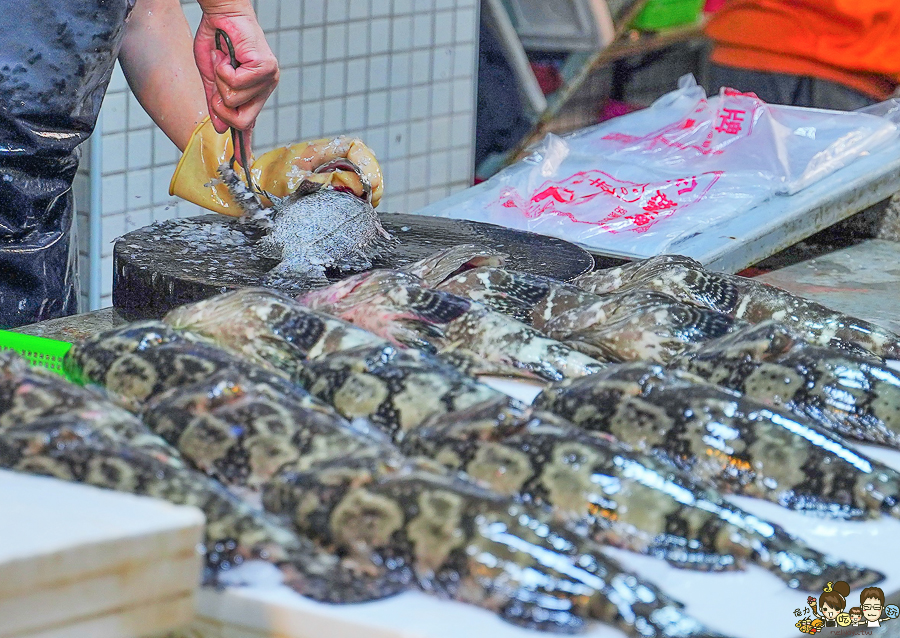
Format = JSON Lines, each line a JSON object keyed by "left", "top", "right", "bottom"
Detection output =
{"left": 534, "top": 363, "right": 900, "bottom": 521}
{"left": 219, "top": 165, "right": 396, "bottom": 291}
{"left": 400, "top": 404, "right": 882, "bottom": 591}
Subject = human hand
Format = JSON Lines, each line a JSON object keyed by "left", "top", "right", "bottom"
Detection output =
{"left": 194, "top": 5, "right": 279, "bottom": 159}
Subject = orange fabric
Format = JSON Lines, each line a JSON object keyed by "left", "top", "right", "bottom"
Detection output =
{"left": 706, "top": 0, "right": 900, "bottom": 100}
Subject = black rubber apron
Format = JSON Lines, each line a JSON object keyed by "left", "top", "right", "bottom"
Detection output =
{"left": 0, "top": 0, "right": 135, "bottom": 328}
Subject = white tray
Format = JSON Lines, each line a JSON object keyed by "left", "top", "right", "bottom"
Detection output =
{"left": 0, "top": 470, "right": 205, "bottom": 638}
{"left": 189, "top": 374, "right": 900, "bottom": 638}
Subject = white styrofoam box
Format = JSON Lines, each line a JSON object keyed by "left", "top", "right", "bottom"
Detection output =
{"left": 0, "top": 471, "right": 204, "bottom": 638}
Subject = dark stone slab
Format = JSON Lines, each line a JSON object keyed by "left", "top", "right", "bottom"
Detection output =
{"left": 113, "top": 213, "right": 594, "bottom": 320}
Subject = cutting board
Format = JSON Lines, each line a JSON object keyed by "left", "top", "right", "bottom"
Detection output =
{"left": 0, "top": 470, "right": 205, "bottom": 638}
{"left": 112, "top": 213, "right": 594, "bottom": 319}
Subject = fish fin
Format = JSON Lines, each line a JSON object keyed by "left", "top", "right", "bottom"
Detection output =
{"left": 404, "top": 287, "right": 471, "bottom": 324}
{"left": 474, "top": 295, "right": 534, "bottom": 323}
{"left": 264, "top": 259, "right": 329, "bottom": 294}
{"left": 334, "top": 249, "right": 373, "bottom": 274}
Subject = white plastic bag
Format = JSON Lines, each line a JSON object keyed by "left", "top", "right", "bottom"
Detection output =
{"left": 416, "top": 76, "right": 897, "bottom": 258}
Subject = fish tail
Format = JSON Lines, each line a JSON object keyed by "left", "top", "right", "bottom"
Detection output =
{"left": 759, "top": 527, "right": 884, "bottom": 592}
{"left": 217, "top": 163, "right": 269, "bottom": 227}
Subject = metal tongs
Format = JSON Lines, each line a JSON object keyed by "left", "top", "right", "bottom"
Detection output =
{"left": 214, "top": 29, "right": 263, "bottom": 198}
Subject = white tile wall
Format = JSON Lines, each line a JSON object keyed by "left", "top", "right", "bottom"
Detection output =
{"left": 78, "top": 0, "right": 480, "bottom": 308}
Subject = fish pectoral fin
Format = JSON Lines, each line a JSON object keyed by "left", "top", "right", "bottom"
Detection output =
{"left": 335, "top": 249, "right": 373, "bottom": 273}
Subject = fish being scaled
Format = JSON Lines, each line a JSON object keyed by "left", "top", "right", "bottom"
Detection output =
{"left": 262, "top": 454, "right": 728, "bottom": 637}
{"left": 574, "top": 254, "right": 900, "bottom": 359}
{"left": 296, "top": 344, "right": 521, "bottom": 442}
{"left": 300, "top": 270, "right": 607, "bottom": 381}
{"left": 164, "top": 288, "right": 387, "bottom": 376}
{"left": 219, "top": 160, "right": 396, "bottom": 291}
{"left": 671, "top": 321, "right": 900, "bottom": 450}
{"left": 144, "top": 368, "right": 400, "bottom": 492}
{"left": 402, "top": 403, "right": 882, "bottom": 591}
{"left": 533, "top": 363, "right": 900, "bottom": 521}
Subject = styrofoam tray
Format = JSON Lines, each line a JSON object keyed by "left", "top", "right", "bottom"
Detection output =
{"left": 0, "top": 470, "right": 205, "bottom": 638}
{"left": 193, "top": 372, "right": 900, "bottom": 638}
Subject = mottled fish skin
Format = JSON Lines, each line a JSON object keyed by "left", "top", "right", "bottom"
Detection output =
{"left": 219, "top": 165, "right": 396, "bottom": 291}
{"left": 263, "top": 455, "right": 727, "bottom": 637}
{"left": 576, "top": 255, "right": 900, "bottom": 359}
{"left": 0, "top": 352, "right": 178, "bottom": 461}
{"left": 295, "top": 344, "right": 521, "bottom": 442}
{"left": 542, "top": 290, "right": 740, "bottom": 364}
{"left": 401, "top": 404, "right": 882, "bottom": 591}
{"left": 144, "top": 368, "right": 400, "bottom": 491}
{"left": 402, "top": 244, "right": 508, "bottom": 288}
{"left": 65, "top": 322, "right": 302, "bottom": 405}
{"left": 164, "top": 288, "right": 387, "bottom": 375}
{"left": 302, "top": 271, "right": 608, "bottom": 381}
{"left": 435, "top": 266, "right": 596, "bottom": 328}
{"left": 672, "top": 321, "right": 900, "bottom": 450}
{"left": 0, "top": 422, "right": 407, "bottom": 603}
{"left": 534, "top": 364, "right": 900, "bottom": 521}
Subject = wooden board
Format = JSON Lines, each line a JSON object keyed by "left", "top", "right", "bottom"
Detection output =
{"left": 0, "top": 470, "right": 204, "bottom": 638}
{"left": 113, "top": 213, "right": 594, "bottom": 320}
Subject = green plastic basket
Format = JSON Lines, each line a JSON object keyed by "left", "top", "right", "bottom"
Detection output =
{"left": 0, "top": 330, "right": 73, "bottom": 378}
{"left": 632, "top": 0, "right": 704, "bottom": 30}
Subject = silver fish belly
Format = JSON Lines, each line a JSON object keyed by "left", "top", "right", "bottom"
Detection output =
{"left": 672, "top": 321, "right": 900, "bottom": 449}
{"left": 219, "top": 164, "right": 395, "bottom": 290}
{"left": 164, "top": 288, "right": 387, "bottom": 375}
{"left": 401, "top": 404, "right": 882, "bottom": 591}
{"left": 296, "top": 344, "right": 518, "bottom": 441}
{"left": 534, "top": 363, "right": 900, "bottom": 521}
{"left": 262, "top": 455, "right": 726, "bottom": 637}
{"left": 576, "top": 255, "right": 900, "bottom": 359}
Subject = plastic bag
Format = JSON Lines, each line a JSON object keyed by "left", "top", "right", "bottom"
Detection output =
{"left": 416, "top": 76, "right": 897, "bottom": 258}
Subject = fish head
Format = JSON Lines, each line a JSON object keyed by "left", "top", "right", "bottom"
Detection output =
{"left": 403, "top": 244, "right": 509, "bottom": 287}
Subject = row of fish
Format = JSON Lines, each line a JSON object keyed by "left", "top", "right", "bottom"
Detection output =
{"left": 162, "top": 290, "right": 882, "bottom": 585}
{"left": 54, "top": 317, "right": 720, "bottom": 636}
{"left": 422, "top": 247, "right": 900, "bottom": 452}
{"left": 4, "top": 245, "right": 898, "bottom": 635}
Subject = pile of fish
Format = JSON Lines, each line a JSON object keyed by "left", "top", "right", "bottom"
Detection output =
{"left": 3, "top": 245, "right": 900, "bottom": 637}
